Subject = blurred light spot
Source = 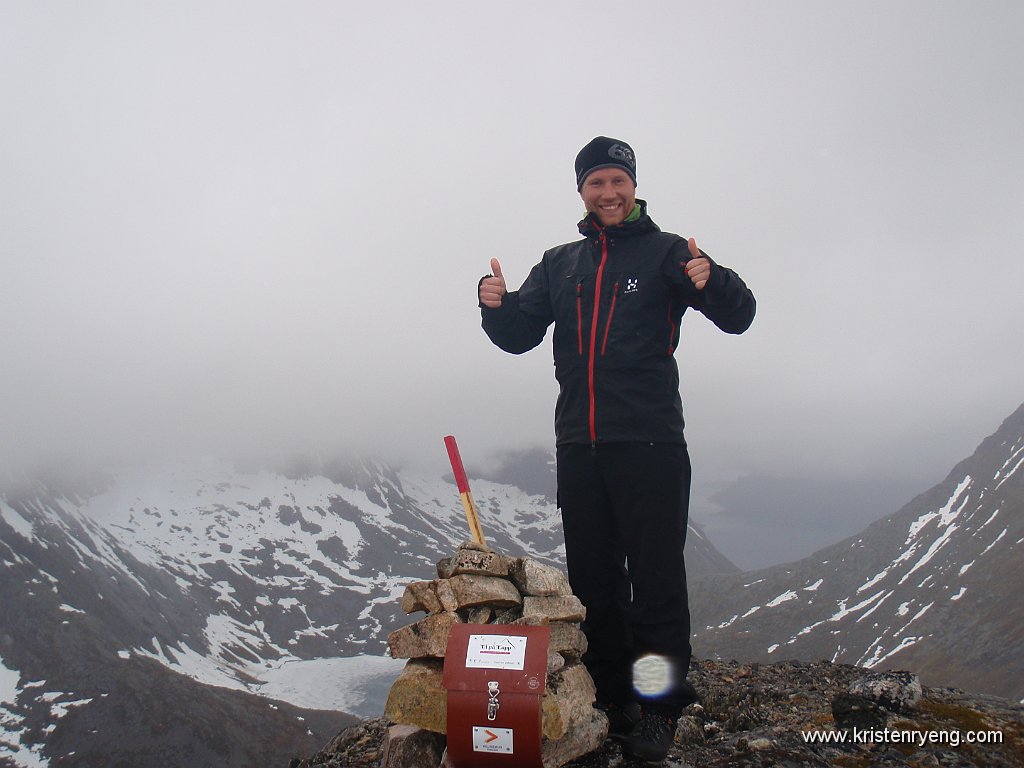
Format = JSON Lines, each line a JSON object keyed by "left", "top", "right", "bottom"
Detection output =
{"left": 632, "top": 653, "right": 673, "bottom": 697}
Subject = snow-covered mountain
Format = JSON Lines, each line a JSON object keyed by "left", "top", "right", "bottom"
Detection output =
{"left": 10, "top": 392, "right": 1019, "bottom": 768}
{"left": 690, "top": 401, "right": 1024, "bottom": 703}
{"left": 0, "top": 451, "right": 734, "bottom": 767}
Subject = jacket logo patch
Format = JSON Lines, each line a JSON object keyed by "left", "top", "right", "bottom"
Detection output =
{"left": 624, "top": 278, "right": 639, "bottom": 294}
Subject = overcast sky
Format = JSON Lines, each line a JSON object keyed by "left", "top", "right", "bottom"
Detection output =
{"left": 3, "top": 2, "right": 1022, "bottom": 568}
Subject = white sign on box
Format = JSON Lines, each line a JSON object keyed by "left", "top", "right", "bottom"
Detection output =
{"left": 472, "top": 726, "right": 514, "bottom": 753}
{"left": 465, "top": 634, "right": 528, "bottom": 670}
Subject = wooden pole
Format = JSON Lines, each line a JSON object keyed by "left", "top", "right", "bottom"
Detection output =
{"left": 443, "top": 435, "right": 488, "bottom": 549}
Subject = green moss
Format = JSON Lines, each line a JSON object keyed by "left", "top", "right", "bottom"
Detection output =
{"left": 917, "top": 699, "right": 993, "bottom": 733}
{"left": 915, "top": 699, "right": 1024, "bottom": 757}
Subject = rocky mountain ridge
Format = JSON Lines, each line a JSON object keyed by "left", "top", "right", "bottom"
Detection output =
{"left": 0, "top": 451, "right": 733, "bottom": 766}
{"left": 3, "top": 397, "right": 1023, "bottom": 766}
{"left": 689, "top": 402, "right": 1024, "bottom": 702}
{"left": 295, "top": 658, "right": 1024, "bottom": 768}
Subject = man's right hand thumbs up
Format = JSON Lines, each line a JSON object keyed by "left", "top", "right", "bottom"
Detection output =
{"left": 479, "top": 258, "right": 507, "bottom": 308}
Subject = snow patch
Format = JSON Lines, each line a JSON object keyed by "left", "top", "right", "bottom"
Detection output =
{"left": 867, "top": 635, "right": 921, "bottom": 667}
{"left": 0, "top": 654, "right": 49, "bottom": 767}
{"left": 0, "top": 501, "right": 35, "bottom": 541}
{"left": 976, "top": 508, "right": 1000, "bottom": 533}
{"left": 766, "top": 590, "right": 798, "bottom": 608}
{"left": 1, "top": 654, "right": 21, "bottom": 706}
{"left": 901, "top": 602, "right": 934, "bottom": 631}
{"left": 50, "top": 697, "right": 92, "bottom": 719}
{"left": 979, "top": 528, "right": 1007, "bottom": 556}
{"left": 993, "top": 441, "right": 1024, "bottom": 490}
{"left": 904, "top": 475, "right": 971, "bottom": 544}
{"left": 898, "top": 523, "right": 959, "bottom": 584}
{"left": 861, "top": 634, "right": 918, "bottom": 667}
{"left": 830, "top": 591, "right": 886, "bottom": 622}
{"left": 857, "top": 567, "right": 890, "bottom": 594}
{"left": 856, "top": 590, "right": 894, "bottom": 623}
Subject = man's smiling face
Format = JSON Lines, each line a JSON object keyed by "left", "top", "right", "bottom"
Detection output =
{"left": 579, "top": 167, "right": 637, "bottom": 227}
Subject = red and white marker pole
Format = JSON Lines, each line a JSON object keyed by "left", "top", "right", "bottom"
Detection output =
{"left": 443, "top": 435, "right": 488, "bottom": 550}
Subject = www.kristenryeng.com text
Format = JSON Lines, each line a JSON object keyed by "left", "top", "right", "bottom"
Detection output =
{"left": 802, "top": 727, "right": 1004, "bottom": 749}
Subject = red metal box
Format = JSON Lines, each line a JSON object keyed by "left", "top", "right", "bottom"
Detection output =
{"left": 442, "top": 624, "right": 551, "bottom": 767}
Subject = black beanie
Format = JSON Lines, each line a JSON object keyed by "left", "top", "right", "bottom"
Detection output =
{"left": 574, "top": 136, "right": 637, "bottom": 190}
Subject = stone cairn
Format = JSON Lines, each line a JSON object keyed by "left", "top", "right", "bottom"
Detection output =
{"left": 382, "top": 542, "right": 607, "bottom": 768}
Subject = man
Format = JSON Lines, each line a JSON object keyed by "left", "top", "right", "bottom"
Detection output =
{"left": 478, "top": 136, "right": 755, "bottom": 762}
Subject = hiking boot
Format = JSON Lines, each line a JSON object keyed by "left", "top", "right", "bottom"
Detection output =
{"left": 677, "top": 677, "right": 700, "bottom": 708}
{"left": 621, "top": 709, "right": 678, "bottom": 763}
{"left": 595, "top": 700, "right": 640, "bottom": 738}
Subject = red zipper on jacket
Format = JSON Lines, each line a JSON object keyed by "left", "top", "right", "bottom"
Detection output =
{"left": 601, "top": 281, "right": 620, "bottom": 356}
{"left": 587, "top": 230, "right": 609, "bottom": 443}
{"left": 576, "top": 281, "right": 584, "bottom": 355}
{"left": 667, "top": 302, "right": 679, "bottom": 354}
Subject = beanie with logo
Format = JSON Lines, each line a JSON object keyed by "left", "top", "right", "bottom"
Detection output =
{"left": 574, "top": 136, "right": 637, "bottom": 190}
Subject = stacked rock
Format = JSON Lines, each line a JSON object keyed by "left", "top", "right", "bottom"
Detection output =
{"left": 383, "top": 542, "right": 607, "bottom": 768}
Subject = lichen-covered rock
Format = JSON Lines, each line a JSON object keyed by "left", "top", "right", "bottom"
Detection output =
{"left": 547, "top": 650, "right": 566, "bottom": 675}
{"left": 831, "top": 691, "right": 890, "bottom": 730}
{"left": 540, "top": 706, "right": 607, "bottom": 768}
{"left": 437, "top": 574, "right": 522, "bottom": 612}
{"left": 436, "top": 547, "right": 513, "bottom": 579}
{"left": 548, "top": 621, "right": 588, "bottom": 660}
{"left": 849, "top": 670, "right": 922, "bottom": 712}
{"left": 399, "top": 580, "right": 443, "bottom": 615}
{"left": 510, "top": 557, "right": 572, "bottom": 597}
{"left": 675, "top": 714, "right": 706, "bottom": 746}
{"left": 523, "top": 595, "right": 586, "bottom": 623}
{"left": 386, "top": 612, "right": 461, "bottom": 659}
{"left": 458, "top": 606, "right": 493, "bottom": 624}
{"left": 382, "top": 660, "right": 446, "bottom": 734}
{"left": 379, "top": 724, "right": 445, "bottom": 768}
{"left": 541, "top": 663, "right": 598, "bottom": 741}
{"left": 492, "top": 606, "right": 524, "bottom": 624}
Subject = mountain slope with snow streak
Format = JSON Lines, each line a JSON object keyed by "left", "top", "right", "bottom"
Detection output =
{"left": 690, "top": 401, "right": 1024, "bottom": 702}
{"left": 1, "top": 454, "right": 735, "bottom": 766}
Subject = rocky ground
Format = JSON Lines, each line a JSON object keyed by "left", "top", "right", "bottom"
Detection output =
{"left": 290, "top": 658, "right": 1024, "bottom": 768}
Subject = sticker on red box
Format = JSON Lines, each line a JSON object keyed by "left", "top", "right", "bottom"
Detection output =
{"left": 472, "top": 726, "right": 514, "bottom": 753}
{"left": 465, "top": 634, "right": 528, "bottom": 670}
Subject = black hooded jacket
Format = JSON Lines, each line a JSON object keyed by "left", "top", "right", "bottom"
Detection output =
{"left": 481, "top": 200, "right": 755, "bottom": 445}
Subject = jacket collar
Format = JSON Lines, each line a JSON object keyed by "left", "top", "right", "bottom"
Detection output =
{"left": 577, "top": 198, "right": 660, "bottom": 238}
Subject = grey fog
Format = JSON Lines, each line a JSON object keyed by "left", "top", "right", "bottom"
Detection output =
{"left": 2, "top": 1, "right": 1022, "bottom": 568}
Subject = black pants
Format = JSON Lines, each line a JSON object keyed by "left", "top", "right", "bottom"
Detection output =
{"left": 556, "top": 442, "right": 693, "bottom": 715}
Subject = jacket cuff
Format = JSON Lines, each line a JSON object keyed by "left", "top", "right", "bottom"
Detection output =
{"left": 706, "top": 259, "right": 727, "bottom": 292}
{"left": 480, "top": 289, "right": 519, "bottom": 318}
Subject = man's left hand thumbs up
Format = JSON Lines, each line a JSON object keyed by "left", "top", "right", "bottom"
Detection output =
{"left": 685, "top": 237, "right": 711, "bottom": 290}
{"left": 479, "top": 258, "right": 507, "bottom": 308}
